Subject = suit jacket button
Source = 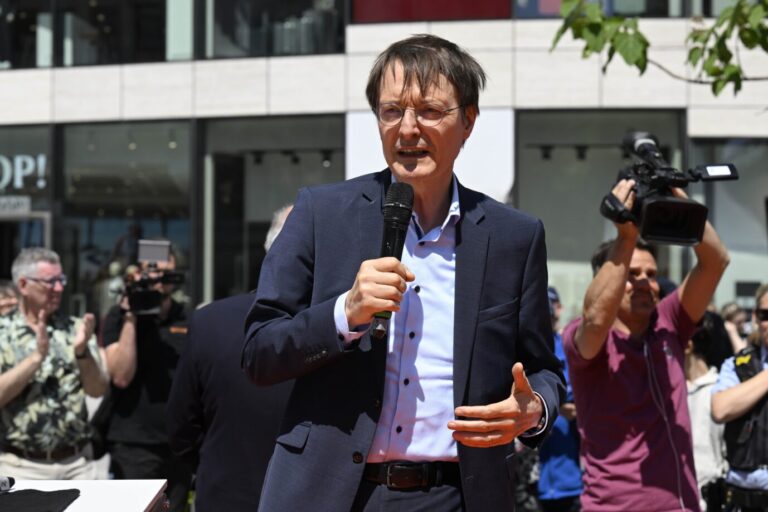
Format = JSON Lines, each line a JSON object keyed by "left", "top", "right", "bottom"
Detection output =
{"left": 352, "top": 452, "right": 364, "bottom": 464}
{"left": 374, "top": 398, "right": 381, "bottom": 409}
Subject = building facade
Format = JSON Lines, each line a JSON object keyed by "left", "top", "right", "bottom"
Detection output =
{"left": 0, "top": 0, "right": 765, "bottom": 321}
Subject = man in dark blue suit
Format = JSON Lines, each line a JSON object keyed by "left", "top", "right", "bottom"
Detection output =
{"left": 166, "top": 207, "right": 293, "bottom": 511}
{"left": 243, "top": 34, "right": 564, "bottom": 512}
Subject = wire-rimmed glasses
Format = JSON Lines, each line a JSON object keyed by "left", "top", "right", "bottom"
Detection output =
{"left": 376, "top": 103, "right": 462, "bottom": 127}
{"left": 26, "top": 274, "right": 68, "bottom": 288}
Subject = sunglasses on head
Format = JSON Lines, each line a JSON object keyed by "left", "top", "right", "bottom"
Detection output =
{"left": 757, "top": 309, "right": 768, "bottom": 322}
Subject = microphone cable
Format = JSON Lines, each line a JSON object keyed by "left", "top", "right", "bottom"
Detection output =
{"left": 644, "top": 340, "right": 687, "bottom": 512}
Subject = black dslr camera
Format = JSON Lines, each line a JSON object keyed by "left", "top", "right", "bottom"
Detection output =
{"left": 600, "top": 131, "right": 738, "bottom": 245}
{"left": 125, "top": 240, "right": 184, "bottom": 315}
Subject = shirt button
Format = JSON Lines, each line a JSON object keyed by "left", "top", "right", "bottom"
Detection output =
{"left": 403, "top": 378, "right": 410, "bottom": 386}
{"left": 414, "top": 285, "right": 421, "bottom": 293}
{"left": 396, "top": 426, "right": 402, "bottom": 434}
{"left": 352, "top": 452, "right": 364, "bottom": 463}
{"left": 408, "top": 331, "right": 415, "bottom": 339}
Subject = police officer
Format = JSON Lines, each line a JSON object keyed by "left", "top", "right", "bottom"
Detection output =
{"left": 712, "top": 283, "right": 768, "bottom": 511}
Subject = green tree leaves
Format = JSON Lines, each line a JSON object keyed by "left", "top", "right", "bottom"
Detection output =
{"left": 552, "top": 0, "right": 768, "bottom": 96}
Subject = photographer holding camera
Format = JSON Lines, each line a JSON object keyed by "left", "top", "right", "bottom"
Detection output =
{"left": 101, "top": 243, "right": 192, "bottom": 512}
{"left": 562, "top": 175, "right": 730, "bottom": 511}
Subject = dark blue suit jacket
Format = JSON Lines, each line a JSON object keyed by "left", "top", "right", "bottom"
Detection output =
{"left": 166, "top": 294, "right": 293, "bottom": 511}
{"left": 243, "top": 170, "right": 564, "bottom": 512}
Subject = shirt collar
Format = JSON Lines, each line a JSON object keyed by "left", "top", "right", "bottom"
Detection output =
{"left": 390, "top": 174, "right": 462, "bottom": 234}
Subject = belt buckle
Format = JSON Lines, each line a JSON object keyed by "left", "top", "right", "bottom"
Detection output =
{"left": 385, "top": 463, "right": 401, "bottom": 489}
{"left": 385, "top": 463, "right": 428, "bottom": 490}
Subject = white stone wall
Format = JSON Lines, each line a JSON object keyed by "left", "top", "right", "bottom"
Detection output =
{"left": 0, "top": 19, "right": 763, "bottom": 130}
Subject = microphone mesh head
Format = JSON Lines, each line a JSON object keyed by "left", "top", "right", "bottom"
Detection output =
{"left": 383, "top": 182, "right": 414, "bottom": 223}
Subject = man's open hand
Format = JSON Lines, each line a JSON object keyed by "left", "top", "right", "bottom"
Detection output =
{"left": 447, "top": 362, "right": 544, "bottom": 448}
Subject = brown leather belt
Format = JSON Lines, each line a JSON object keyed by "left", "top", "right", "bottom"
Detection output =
{"left": 2, "top": 442, "right": 86, "bottom": 462}
{"left": 364, "top": 461, "right": 460, "bottom": 490}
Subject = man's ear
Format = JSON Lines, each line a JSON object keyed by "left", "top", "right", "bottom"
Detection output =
{"left": 462, "top": 106, "right": 478, "bottom": 140}
{"left": 16, "top": 278, "right": 29, "bottom": 297}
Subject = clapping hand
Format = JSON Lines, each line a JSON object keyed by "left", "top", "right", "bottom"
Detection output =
{"left": 73, "top": 313, "right": 96, "bottom": 358}
{"left": 31, "top": 309, "right": 50, "bottom": 362}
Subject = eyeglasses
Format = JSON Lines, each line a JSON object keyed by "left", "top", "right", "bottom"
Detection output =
{"left": 757, "top": 309, "right": 768, "bottom": 322}
{"left": 375, "top": 103, "right": 462, "bottom": 127}
{"left": 26, "top": 275, "right": 68, "bottom": 288}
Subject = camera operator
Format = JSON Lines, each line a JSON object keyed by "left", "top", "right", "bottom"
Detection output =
{"left": 102, "top": 247, "right": 192, "bottom": 512}
{"left": 563, "top": 179, "right": 729, "bottom": 511}
{"left": 711, "top": 284, "right": 768, "bottom": 512}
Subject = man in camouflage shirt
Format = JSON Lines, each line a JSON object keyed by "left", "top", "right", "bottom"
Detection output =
{"left": 0, "top": 248, "right": 108, "bottom": 479}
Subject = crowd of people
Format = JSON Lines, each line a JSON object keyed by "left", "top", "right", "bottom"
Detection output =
{"left": 0, "top": 33, "right": 766, "bottom": 512}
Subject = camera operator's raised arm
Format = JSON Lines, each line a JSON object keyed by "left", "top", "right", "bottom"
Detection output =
{"left": 671, "top": 186, "right": 730, "bottom": 325}
{"left": 575, "top": 179, "right": 639, "bottom": 360}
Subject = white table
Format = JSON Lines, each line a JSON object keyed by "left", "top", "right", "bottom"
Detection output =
{"left": 11, "top": 479, "right": 167, "bottom": 512}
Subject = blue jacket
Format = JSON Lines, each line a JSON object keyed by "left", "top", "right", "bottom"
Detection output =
{"left": 538, "top": 332, "right": 583, "bottom": 500}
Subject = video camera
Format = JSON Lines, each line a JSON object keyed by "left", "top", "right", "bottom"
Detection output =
{"left": 125, "top": 240, "right": 184, "bottom": 315}
{"left": 600, "top": 131, "right": 738, "bottom": 245}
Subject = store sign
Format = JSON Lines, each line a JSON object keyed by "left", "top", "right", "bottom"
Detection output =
{"left": 0, "top": 154, "right": 48, "bottom": 191}
{"left": 0, "top": 195, "right": 31, "bottom": 215}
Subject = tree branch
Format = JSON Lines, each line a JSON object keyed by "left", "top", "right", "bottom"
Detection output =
{"left": 648, "top": 58, "right": 768, "bottom": 84}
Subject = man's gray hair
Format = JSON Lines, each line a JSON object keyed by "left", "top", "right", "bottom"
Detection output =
{"left": 365, "top": 34, "right": 486, "bottom": 118}
{"left": 11, "top": 248, "right": 61, "bottom": 286}
{"left": 264, "top": 204, "right": 293, "bottom": 252}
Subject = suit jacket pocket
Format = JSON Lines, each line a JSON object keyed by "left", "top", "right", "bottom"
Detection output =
{"left": 478, "top": 298, "right": 520, "bottom": 323}
{"left": 276, "top": 422, "right": 311, "bottom": 450}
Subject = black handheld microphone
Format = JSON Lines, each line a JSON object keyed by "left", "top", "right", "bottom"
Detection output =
{"left": 371, "top": 182, "right": 414, "bottom": 340}
{"left": 0, "top": 476, "right": 15, "bottom": 492}
{"left": 623, "top": 131, "right": 671, "bottom": 170}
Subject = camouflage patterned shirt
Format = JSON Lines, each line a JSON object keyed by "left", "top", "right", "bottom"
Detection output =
{"left": 0, "top": 310, "right": 102, "bottom": 453}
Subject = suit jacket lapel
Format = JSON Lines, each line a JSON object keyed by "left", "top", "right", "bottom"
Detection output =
{"left": 356, "top": 171, "right": 389, "bottom": 397}
{"left": 453, "top": 183, "right": 488, "bottom": 407}
{"left": 358, "top": 172, "right": 386, "bottom": 263}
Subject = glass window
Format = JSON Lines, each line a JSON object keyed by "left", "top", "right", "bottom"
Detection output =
{"left": 514, "top": 0, "right": 713, "bottom": 18}
{"left": 57, "top": 0, "right": 192, "bottom": 66}
{"left": 515, "top": 110, "right": 684, "bottom": 321}
{"left": 0, "top": 125, "right": 50, "bottom": 209}
{"left": 690, "top": 139, "right": 768, "bottom": 310}
{"left": 690, "top": 0, "right": 736, "bottom": 17}
{"left": 205, "top": 0, "right": 343, "bottom": 58}
{"left": 514, "top": 0, "right": 562, "bottom": 18}
{"left": 0, "top": 1, "right": 53, "bottom": 69}
{"left": 61, "top": 121, "right": 191, "bottom": 319}
{"left": 353, "top": 0, "right": 510, "bottom": 22}
{"left": 204, "top": 115, "right": 344, "bottom": 301}
{"left": 0, "top": 125, "right": 50, "bottom": 280}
